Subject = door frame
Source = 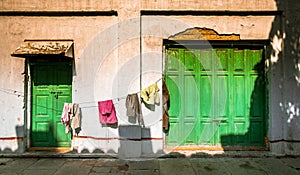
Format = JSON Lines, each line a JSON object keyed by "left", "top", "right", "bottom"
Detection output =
{"left": 24, "top": 57, "right": 73, "bottom": 151}
{"left": 163, "top": 39, "right": 270, "bottom": 151}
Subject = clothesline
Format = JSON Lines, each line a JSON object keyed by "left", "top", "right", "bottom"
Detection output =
{"left": 50, "top": 77, "right": 163, "bottom": 106}
{"left": 0, "top": 88, "right": 24, "bottom": 97}
{"left": 112, "top": 77, "right": 163, "bottom": 102}
{"left": 0, "top": 77, "right": 164, "bottom": 109}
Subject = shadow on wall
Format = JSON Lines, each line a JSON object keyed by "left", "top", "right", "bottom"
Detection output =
{"left": 0, "top": 125, "right": 24, "bottom": 153}
{"left": 272, "top": 1, "right": 300, "bottom": 134}
{"left": 74, "top": 125, "right": 164, "bottom": 157}
{"left": 118, "top": 125, "right": 161, "bottom": 159}
{"left": 221, "top": 0, "right": 300, "bottom": 151}
{"left": 219, "top": 0, "right": 282, "bottom": 148}
{"left": 30, "top": 124, "right": 72, "bottom": 148}
{"left": 118, "top": 125, "right": 141, "bottom": 158}
{"left": 221, "top": 57, "right": 267, "bottom": 149}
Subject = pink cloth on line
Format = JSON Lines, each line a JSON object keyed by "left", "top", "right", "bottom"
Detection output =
{"left": 61, "top": 103, "right": 71, "bottom": 133}
{"left": 61, "top": 103, "right": 70, "bottom": 125}
{"left": 98, "top": 100, "right": 118, "bottom": 124}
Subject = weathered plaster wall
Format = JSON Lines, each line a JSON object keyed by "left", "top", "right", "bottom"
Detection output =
{"left": 0, "top": 0, "right": 277, "bottom": 11}
{"left": 0, "top": 16, "right": 118, "bottom": 153}
{"left": 2, "top": 0, "right": 300, "bottom": 156}
{"left": 0, "top": 22, "right": 24, "bottom": 152}
{"left": 278, "top": 0, "right": 300, "bottom": 155}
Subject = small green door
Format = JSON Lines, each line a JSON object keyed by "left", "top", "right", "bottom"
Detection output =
{"left": 30, "top": 61, "right": 72, "bottom": 147}
{"left": 165, "top": 47, "right": 266, "bottom": 148}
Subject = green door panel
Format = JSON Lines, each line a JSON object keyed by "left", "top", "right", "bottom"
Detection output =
{"left": 165, "top": 47, "right": 266, "bottom": 148}
{"left": 31, "top": 62, "right": 72, "bottom": 147}
{"left": 165, "top": 75, "right": 181, "bottom": 146}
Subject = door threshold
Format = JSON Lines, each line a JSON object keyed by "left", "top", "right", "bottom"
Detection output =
{"left": 165, "top": 146, "right": 267, "bottom": 151}
{"left": 163, "top": 146, "right": 270, "bottom": 157}
{"left": 27, "top": 147, "right": 72, "bottom": 153}
{"left": 165, "top": 146, "right": 224, "bottom": 151}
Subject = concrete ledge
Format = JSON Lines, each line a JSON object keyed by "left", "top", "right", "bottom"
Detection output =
{"left": 0, "top": 152, "right": 118, "bottom": 159}
{"left": 1, "top": 150, "right": 296, "bottom": 159}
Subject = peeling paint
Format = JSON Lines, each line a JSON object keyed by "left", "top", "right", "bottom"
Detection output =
{"left": 168, "top": 27, "right": 240, "bottom": 40}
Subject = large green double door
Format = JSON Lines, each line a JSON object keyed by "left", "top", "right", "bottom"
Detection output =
{"left": 165, "top": 47, "right": 266, "bottom": 148}
{"left": 30, "top": 62, "right": 72, "bottom": 147}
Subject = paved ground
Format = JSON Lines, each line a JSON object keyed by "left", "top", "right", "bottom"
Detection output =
{"left": 0, "top": 156, "right": 300, "bottom": 175}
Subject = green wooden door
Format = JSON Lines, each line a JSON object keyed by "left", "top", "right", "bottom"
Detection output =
{"left": 165, "top": 48, "right": 266, "bottom": 148}
{"left": 31, "top": 62, "right": 72, "bottom": 147}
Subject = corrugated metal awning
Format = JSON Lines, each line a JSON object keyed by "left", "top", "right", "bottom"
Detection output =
{"left": 11, "top": 40, "right": 74, "bottom": 59}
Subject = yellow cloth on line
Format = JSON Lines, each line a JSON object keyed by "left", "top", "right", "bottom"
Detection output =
{"left": 140, "top": 82, "right": 160, "bottom": 105}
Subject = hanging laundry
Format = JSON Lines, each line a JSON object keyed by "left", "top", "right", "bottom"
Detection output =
{"left": 61, "top": 103, "right": 71, "bottom": 133}
{"left": 162, "top": 81, "right": 170, "bottom": 132}
{"left": 126, "top": 93, "right": 144, "bottom": 127}
{"left": 98, "top": 100, "right": 118, "bottom": 125}
{"left": 140, "top": 82, "right": 160, "bottom": 105}
{"left": 61, "top": 103, "right": 82, "bottom": 134}
{"left": 69, "top": 103, "right": 81, "bottom": 135}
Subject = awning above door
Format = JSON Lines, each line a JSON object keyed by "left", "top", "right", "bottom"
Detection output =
{"left": 11, "top": 40, "right": 74, "bottom": 59}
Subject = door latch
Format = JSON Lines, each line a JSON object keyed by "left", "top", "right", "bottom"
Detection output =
{"left": 54, "top": 92, "right": 62, "bottom": 99}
